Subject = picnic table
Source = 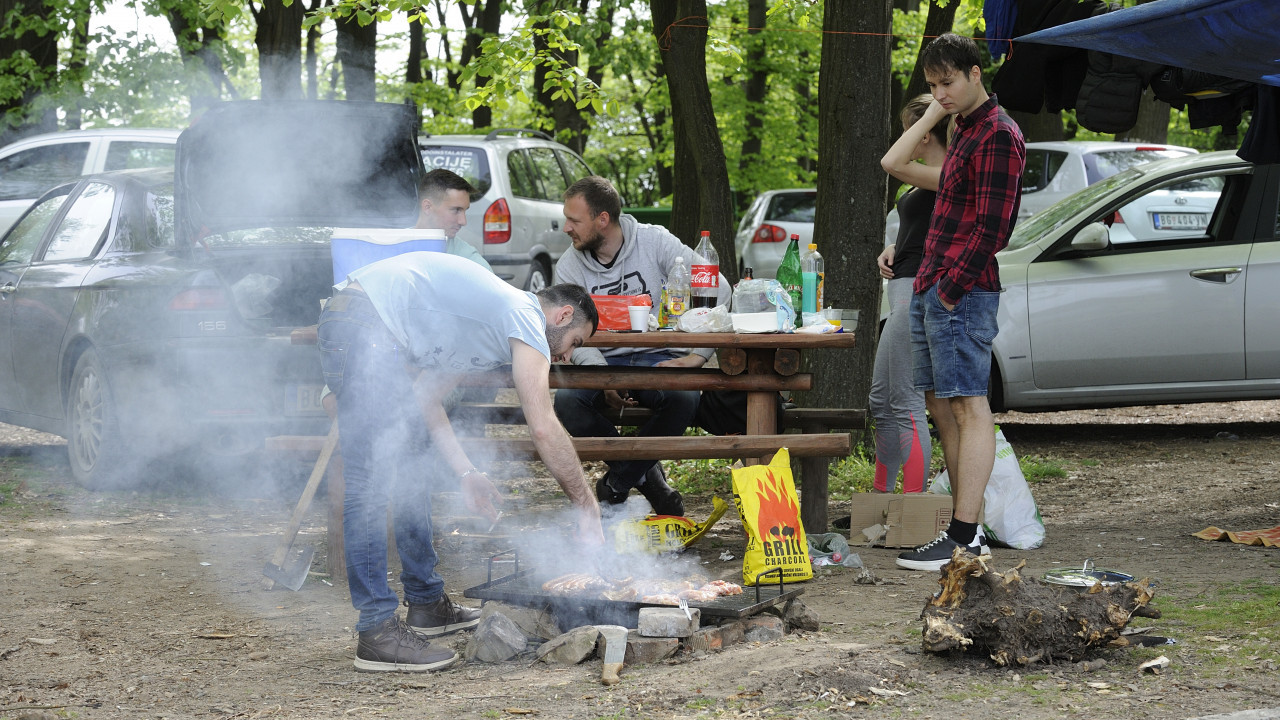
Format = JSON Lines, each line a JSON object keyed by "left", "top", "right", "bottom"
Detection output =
{"left": 271, "top": 326, "right": 859, "bottom": 578}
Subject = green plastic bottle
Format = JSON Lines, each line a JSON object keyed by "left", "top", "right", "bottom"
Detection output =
{"left": 776, "top": 234, "right": 803, "bottom": 319}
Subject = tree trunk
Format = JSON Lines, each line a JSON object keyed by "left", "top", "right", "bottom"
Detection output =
{"left": 470, "top": 0, "right": 503, "bottom": 129}
{"left": 1008, "top": 108, "right": 1065, "bottom": 142}
{"left": 336, "top": 13, "right": 377, "bottom": 102}
{"left": 805, "top": 0, "right": 892, "bottom": 450}
{"left": 794, "top": 49, "right": 814, "bottom": 177}
{"left": 650, "top": 0, "right": 736, "bottom": 278}
{"left": 65, "top": 0, "right": 91, "bottom": 130}
{"left": 735, "top": 0, "right": 768, "bottom": 212}
{"left": 254, "top": 0, "right": 304, "bottom": 100}
{"left": 306, "top": 0, "right": 324, "bottom": 99}
{"left": 1115, "top": 89, "right": 1171, "bottom": 143}
{"left": 163, "top": 8, "right": 231, "bottom": 118}
{"left": 0, "top": 0, "right": 60, "bottom": 144}
{"left": 406, "top": 5, "right": 425, "bottom": 123}
{"left": 903, "top": 0, "right": 959, "bottom": 103}
{"left": 534, "top": 0, "right": 614, "bottom": 153}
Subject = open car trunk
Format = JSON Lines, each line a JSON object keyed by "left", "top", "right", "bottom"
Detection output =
{"left": 174, "top": 100, "right": 424, "bottom": 245}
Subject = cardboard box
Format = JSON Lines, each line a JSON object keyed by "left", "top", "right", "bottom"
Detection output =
{"left": 848, "top": 493, "right": 953, "bottom": 548}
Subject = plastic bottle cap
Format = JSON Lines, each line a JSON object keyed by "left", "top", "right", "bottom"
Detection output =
{"left": 700, "top": 230, "right": 709, "bottom": 236}
{"left": 809, "top": 244, "right": 817, "bottom": 250}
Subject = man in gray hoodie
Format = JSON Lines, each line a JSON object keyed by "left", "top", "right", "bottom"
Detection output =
{"left": 554, "top": 176, "right": 731, "bottom": 516}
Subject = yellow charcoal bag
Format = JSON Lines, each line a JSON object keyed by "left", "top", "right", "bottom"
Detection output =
{"left": 731, "top": 448, "right": 813, "bottom": 585}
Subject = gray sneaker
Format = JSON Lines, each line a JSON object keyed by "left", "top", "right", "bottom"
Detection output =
{"left": 354, "top": 614, "right": 458, "bottom": 672}
{"left": 895, "top": 531, "right": 989, "bottom": 572}
{"left": 405, "top": 595, "right": 482, "bottom": 637}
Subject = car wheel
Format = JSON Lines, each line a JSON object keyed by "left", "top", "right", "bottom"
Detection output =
{"left": 66, "top": 348, "right": 130, "bottom": 490}
{"left": 525, "top": 258, "right": 551, "bottom": 292}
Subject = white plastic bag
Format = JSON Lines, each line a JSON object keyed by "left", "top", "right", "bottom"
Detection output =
{"left": 928, "top": 427, "right": 1045, "bottom": 549}
{"left": 676, "top": 304, "right": 733, "bottom": 333}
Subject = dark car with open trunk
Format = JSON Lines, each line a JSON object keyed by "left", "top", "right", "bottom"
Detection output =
{"left": 0, "top": 101, "right": 425, "bottom": 489}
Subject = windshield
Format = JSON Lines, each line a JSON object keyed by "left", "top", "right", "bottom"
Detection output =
{"left": 1085, "top": 149, "right": 1193, "bottom": 184}
{"left": 201, "top": 226, "right": 334, "bottom": 247}
{"left": 421, "top": 145, "right": 492, "bottom": 198}
{"left": 766, "top": 192, "right": 816, "bottom": 223}
{"left": 1005, "top": 168, "right": 1143, "bottom": 251}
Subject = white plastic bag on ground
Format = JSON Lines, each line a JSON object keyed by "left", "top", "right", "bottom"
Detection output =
{"left": 927, "top": 427, "right": 1045, "bottom": 549}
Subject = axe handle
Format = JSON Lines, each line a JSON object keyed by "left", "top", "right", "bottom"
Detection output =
{"left": 601, "top": 662, "right": 622, "bottom": 686}
{"left": 266, "top": 418, "right": 339, "bottom": 586}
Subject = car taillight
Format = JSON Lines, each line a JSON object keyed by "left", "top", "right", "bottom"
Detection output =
{"left": 1133, "top": 146, "right": 1165, "bottom": 151}
{"left": 168, "top": 288, "right": 228, "bottom": 310}
{"left": 1110, "top": 211, "right": 1125, "bottom": 224}
{"left": 484, "top": 198, "right": 511, "bottom": 244}
{"left": 752, "top": 224, "right": 787, "bottom": 243}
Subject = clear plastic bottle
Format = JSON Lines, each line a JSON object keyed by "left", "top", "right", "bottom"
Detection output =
{"left": 801, "top": 243, "right": 824, "bottom": 315}
{"left": 691, "top": 230, "right": 720, "bottom": 309}
{"left": 664, "top": 256, "right": 691, "bottom": 328}
{"left": 775, "top": 235, "right": 803, "bottom": 317}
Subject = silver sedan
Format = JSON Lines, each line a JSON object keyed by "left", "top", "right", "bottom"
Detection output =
{"left": 990, "top": 150, "right": 1280, "bottom": 412}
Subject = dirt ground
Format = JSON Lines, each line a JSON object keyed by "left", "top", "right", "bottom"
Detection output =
{"left": 2, "top": 401, "right": 1280, "bottom": 720}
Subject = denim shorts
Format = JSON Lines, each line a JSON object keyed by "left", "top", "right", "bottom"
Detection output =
{"left": 910, "top": 285, "right": 1000, "bottom": 398}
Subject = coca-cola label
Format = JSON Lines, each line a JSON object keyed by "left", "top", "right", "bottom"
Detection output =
{"left": 691, "top": 265, "right": 719, "bottom": 288}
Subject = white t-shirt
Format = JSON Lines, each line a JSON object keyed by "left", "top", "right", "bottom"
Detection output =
{"left": 346, "top": 252, "right": 550, "bottom": 370}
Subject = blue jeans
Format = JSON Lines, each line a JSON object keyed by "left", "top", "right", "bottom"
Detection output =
{"left": 553, "top": 350, "right": 699, "bottom": 491}
{"left": 910, "top": 285, "right": 1000, "bottom": 399}
{"left": 317, "top": 290, "right": 444, "bottom": 631}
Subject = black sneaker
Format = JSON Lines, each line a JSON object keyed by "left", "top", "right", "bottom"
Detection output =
{"left": 895, "top": 531, "right": 989, "bottom": 571}
{"left": 595, "top": 473, "right": 628, "bottom": 506}
{"left": 354, "top": 614, "right": 458, "bottom": 672}
{"left": 636, "top": 463, "right": 684, "bottom": 517}
{"left": 405, "top": 595, "right": 482, "bottom": 637}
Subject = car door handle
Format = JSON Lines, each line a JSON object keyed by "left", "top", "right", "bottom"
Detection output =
{"left": 551, "top": 220, "right": 559, "bottom": 230}
{"left": 1189, "top": 267, "right": 1242, "bottom": 283}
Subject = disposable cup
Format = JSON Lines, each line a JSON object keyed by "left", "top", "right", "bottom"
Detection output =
{"left": 628, "top": 305, "right": 650, "bottom": 331}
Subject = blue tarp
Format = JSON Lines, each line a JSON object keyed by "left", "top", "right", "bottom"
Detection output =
{"left": 1017, "top": 0, "right": 1280, "bottom": 88}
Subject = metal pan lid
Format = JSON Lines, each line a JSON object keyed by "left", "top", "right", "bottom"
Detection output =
{"left": 1042, "top": 559, "right": 1134, "bottom": 588}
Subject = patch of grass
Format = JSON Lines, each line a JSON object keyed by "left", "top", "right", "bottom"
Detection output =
{"left": 1018, "top": 454, "right": 1067, "bottom": 482}
{"left": 1079, "top": 458, "right": 1101, "bottom": 467}
{"left": 684, "top": 697, "right": 716, "bottom": 709}
{"left": 1161, "top": 581, "right": 1280, "bottom": 671}
{"left": 0, "top": 477, "right": 24, "bottom": 507}
{"left": 481, "top": 711, "right": 501, "bottom": 719}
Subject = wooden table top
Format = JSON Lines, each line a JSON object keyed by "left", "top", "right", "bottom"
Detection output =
{"left": 584, "top": 330, "right": 856, "bottom": 350}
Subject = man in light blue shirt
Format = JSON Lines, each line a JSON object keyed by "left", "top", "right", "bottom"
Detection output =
{"left": 415, "top": 168, "right": 491, "bottom": 272}
{"left": 318, "top": 252, "right": 601, "bottom": 673}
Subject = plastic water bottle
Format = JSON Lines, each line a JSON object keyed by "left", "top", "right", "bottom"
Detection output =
{"left": 664, "top": 256, "right": 691, "bottom": 328}
{"left": 691, "top": 230, "right": 720, "bottom": 309}
{"left": 801, "top": 243, "right": 824, "bottom": 315}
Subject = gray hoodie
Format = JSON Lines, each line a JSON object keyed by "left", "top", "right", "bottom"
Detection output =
{"left": 553, "top": 213, "right": 731, "bottom": 365}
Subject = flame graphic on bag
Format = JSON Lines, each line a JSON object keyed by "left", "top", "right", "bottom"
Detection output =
{"left": 731, "top": 448, "right": 813, "bottom": 585}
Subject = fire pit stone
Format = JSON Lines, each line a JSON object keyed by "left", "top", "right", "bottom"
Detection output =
{"left": 624, "top": 631, "right": 680, "bottom": 664}
{"left": 637, "top": 607, "right": 701, "bottom": 638}
{"left": 742, "top": 614, "right": 785, "bottom": 643}
{"left": 783, "top": 598, "right": 820, "bottom": 631}
{"left": 465, "top": 612, "right": 528, "bottom": 662}
{"left": 535, "top": 625, "right": 600, "bottom": 665}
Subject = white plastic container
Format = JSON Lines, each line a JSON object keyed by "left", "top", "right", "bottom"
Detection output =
{"left": 331, "top": 228, "right": 447, "bottom": 284}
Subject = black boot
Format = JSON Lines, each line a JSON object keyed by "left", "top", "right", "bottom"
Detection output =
{"left": 637, "top": 462, "right": 684, "bottom": 517}
{"left": 595, "top": 472, "right": 629, "bottom": 506}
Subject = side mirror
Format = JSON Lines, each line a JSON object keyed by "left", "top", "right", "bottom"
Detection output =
{"left": 1071, "top": 222, "right": 1110, "bottom": 252}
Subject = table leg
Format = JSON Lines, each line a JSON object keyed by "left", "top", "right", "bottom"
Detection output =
{"left": 326, "top": 451, "right": 346, "bottom": 581}
{"left": 744, "top": 348, "right": 778, "bottom": 466}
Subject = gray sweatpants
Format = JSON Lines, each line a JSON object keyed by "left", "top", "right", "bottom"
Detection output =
{"left": 868, "top": 277, "right": 931, "bottom": 492}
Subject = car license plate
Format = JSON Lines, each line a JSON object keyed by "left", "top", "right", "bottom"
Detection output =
{"left": 1152, "top": 212, "right": 1207, "bottom": 230}
{"left": 288, "top": 384, "right": 326, "bottom": 415}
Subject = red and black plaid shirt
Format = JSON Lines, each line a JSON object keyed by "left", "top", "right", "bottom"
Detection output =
{"left": 914, "top": 94, "right": 1025, "bottom": 306}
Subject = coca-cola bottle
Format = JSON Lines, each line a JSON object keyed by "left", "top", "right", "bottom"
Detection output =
{"left": 690, "top": 230, "right": 720, "bottom": 309}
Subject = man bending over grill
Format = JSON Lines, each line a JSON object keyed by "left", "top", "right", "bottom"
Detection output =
{"left": 318, "top": 252, "right": 603, "bottom": 672}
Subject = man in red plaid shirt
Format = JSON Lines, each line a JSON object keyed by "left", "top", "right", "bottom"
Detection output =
{"left": 897, "top": 33, "right": 1025, "bottom": 572}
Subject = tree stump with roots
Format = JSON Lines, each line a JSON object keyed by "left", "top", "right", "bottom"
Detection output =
{"left": 920, "top": 549, "right": 1157, "bottom": 666}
